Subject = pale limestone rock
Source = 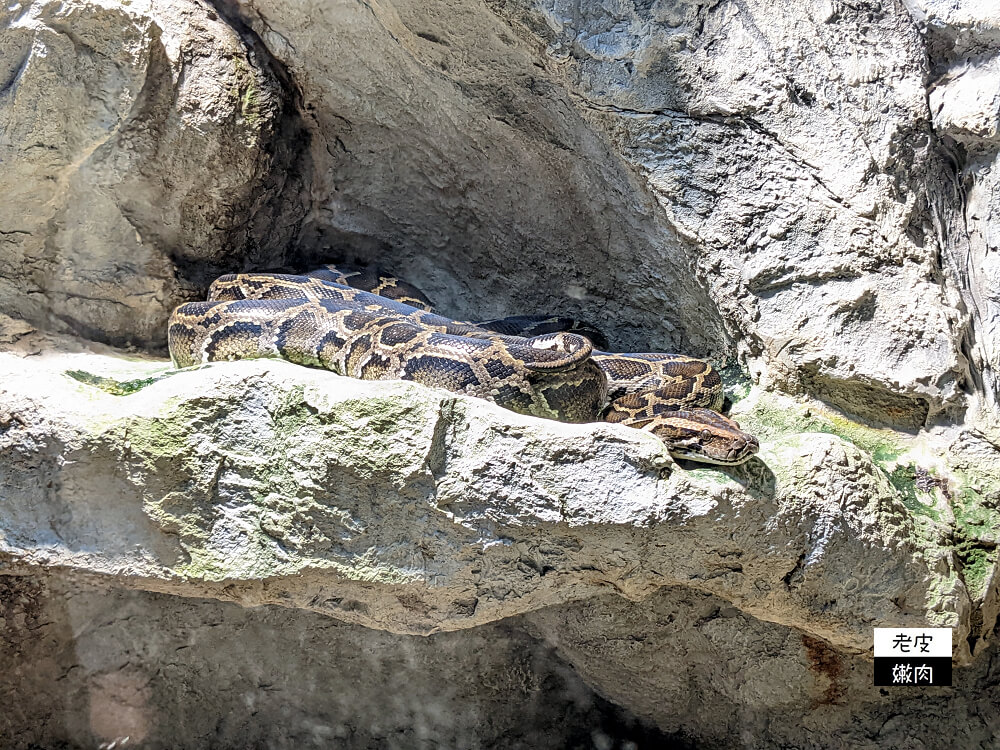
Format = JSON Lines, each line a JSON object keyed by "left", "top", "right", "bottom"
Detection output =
{"left": 0, "top": 0, "right": 993, "bottom": 429}
{"left": 481, "top": 0, "right": 971, "bottom": 426}
{"left": 223, "top": 0, "right": 727, "bottom": 357}
{"left": 3, "top": 0, "right": 1000, "bottom": 746}
{"left": 219, "top": 0, "right": 979, "bottom": 426}
{"left": 0, "top": 351, "right": 958, "bottom": 652}
{"left": 0, "top": 0, "right": 303, "bottom": 349}
{"left": 903, "top": 0, "right": 1000, "bottom": 54}
{"left": 930, "top": 57, "right": 1000, "bottom": 144}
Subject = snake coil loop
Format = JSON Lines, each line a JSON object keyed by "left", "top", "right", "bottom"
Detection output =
{"left": 168, "top": 266, "right": 759, "bottom": 464}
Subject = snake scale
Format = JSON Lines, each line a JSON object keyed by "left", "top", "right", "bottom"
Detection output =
{"left": 168, "top": 266, "right": 759, "bottom": 464}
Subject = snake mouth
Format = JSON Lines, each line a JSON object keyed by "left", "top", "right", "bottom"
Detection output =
{"left": 671, "top": 433, "right": 760, "bottom": 465}
{"left": 631, "top": 408, "right": 761, "bottom": 466}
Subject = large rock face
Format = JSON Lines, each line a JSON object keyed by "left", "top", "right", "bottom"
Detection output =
{"left": 0, "top": 350, "right": 956, "bottom": 645}
{"left": 486, "top": 0, "right": 971, "bottom": 428}
{"left": 223, "top": 0, "right": 980, "bottom": 427}
{"left": 2, "top": 335, "right": 998, "bottom": 747}
{"left": 1, "top": 576, "right": 664, "bottom": 749}
{"left": 912, "top": 0, "right": 1000, "bottom": 428}
{"left": 3, "top": 0, "right": 1000, "bottom": 747}
{"left": 0, "top": 0, "right": 306, "bottom": 349}
{"left": 225, "top": 0, "right": 729, "bottom": 356}
{"left": 525, "top": 586, "right": 1000, "bottom": 749}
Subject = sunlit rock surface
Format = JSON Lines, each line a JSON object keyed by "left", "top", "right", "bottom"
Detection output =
{"left": 4, "top": 0, "right": 1000, "bottom": 747}
{"left": 0, "top": 349, "right": 949, "bottom": 645}
{"left": 2, "top": 339, "right": 999, "bottom": 747}
{"left": 0, "top": 0, "right": 305, "bottom": 349}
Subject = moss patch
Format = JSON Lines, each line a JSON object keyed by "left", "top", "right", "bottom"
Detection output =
{"left": 950, "top": 483, "right": 1000, "bottom": 600}
{"left": 231, "top": 57, "right": 267, "bottom": 137}
{"left": 66, "top": 368, "right": 176, "bottom": 395}
{"left": 885, "top": 464, "right": 942, "bottom": 522}
{"left": 105, "top": 372, "right": 446, "bottom": 586}
{"left": 736, "top": 392, "right": 904, "bottom": 470}
{"left": 736, "top": 389, "right": 1000, "bottom": 603}
{"left": 955, "top": 543, "right": 994, "bottom": 600}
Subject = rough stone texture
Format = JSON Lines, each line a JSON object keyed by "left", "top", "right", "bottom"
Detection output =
{"left": 0, "top": 575, "right": 667, "bottom": 750}
{"left": 4, "top": 332, "right": 1000, "bottom": 746}
{"left": 223, "top": 0, "right": 727, "bottom": 357}
{"left": 910, "top": 0, "right": 1000, "bottom": 429}
{"left": 5, "top": 0, "right": 1000, "bottom": 747}
{"left": 0, "top": 348, "right": 955, "bottom": 650}
{"left": 2, "top": 0, "right": 997, "bottom": 426}
{"left": 0, "top": 0, "right": 305, "bottom": 349}
{"left": 483, "top": 0, "right": 974, "bottom": 428}
{"left": 4, "top": 571, "right": 1000, "bottom": 750}
{"left": 226, "top": 0, "right": 977, "bottom": 427}
{"left": 526, "top": 586, "right": 1000, "bottom": 749}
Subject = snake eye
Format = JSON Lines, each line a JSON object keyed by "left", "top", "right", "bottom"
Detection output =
{"left": 700, "top": 428, "right": 713, "bottom": 439}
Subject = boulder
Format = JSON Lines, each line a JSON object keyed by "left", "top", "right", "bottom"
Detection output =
{"left": 4, "top": 0, "right": 1000, "bottom": 746}
{"left": 0, "top": 0, "right": 305, "bottom": 349}
{"left": 0, "top": 349, "right": 956, "bottom": 649}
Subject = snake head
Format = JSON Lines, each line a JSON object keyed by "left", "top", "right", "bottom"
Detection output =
{"left": 635, "top": 408, "right": 760, "bottom": 465}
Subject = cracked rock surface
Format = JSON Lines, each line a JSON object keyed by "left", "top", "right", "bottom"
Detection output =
{"left": 0, "top": 341, "right": 995, "bottom": 747}
{"left": 4, "top": 0, "right": 1000, "bottom": 747}
{"left": 0, "top": 0, "right": 306, "bottom": 349}
{"left": 0, "top": 351, "right": 949, "bottom": 645}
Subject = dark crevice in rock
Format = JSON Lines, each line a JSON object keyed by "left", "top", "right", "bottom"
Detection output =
{"left": 570, "top": 100, "right": 858, "bottom": 214}
{"left": 924, "top": 119, "right": 996, "bottom": 410}
{"left": 800, "top": 365, "right": 932, "bottom": 431}
{"left": 0, "top": 47, "right": 30, "bottom": 97}
{"left": 0, "top": 576, "right": 694, "bottom": 749}
{"left": 904, "top": 3, "right": 1000, "bottom": 413}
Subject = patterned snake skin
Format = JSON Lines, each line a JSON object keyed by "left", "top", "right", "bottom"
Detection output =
{"left": 168, "top": 267, "right": 759, "bottom": 464}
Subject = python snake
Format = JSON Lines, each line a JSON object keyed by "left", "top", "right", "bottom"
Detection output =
{"left": 168, "top": 266, "right": 758, "bottom": 464}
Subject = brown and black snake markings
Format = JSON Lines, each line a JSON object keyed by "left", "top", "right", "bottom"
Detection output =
{"left": 168, "top": 266, "right": 759, "bottom": 465}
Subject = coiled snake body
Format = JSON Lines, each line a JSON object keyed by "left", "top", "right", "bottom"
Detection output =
{"left": 168, "top": 267, "right": 758, "bottom": 464}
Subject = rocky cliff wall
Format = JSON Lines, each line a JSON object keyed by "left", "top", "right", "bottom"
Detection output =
{"left": 3, "top": 0, "right": 1000, "bottom": 747}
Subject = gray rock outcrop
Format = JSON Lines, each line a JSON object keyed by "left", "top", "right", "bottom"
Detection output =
{"left": 3, "top": 0, "right": 1000, "bottom": 747}
{"left": 0, "top": 0, "right": 305, "bottom": 348}
{"left": 0, "top": 350, "right": 953, "bottom": 646}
